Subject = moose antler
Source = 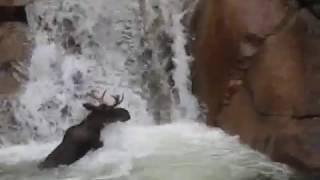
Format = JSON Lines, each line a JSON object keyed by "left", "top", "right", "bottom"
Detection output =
{"left": 88, "top": 89, "right": 107, "bottom": 104}
{"left": 88, "top": 89, "right": 124, "bottom": 108}
{"left": 111, "top": 94, "right": 124, "bottom": 108}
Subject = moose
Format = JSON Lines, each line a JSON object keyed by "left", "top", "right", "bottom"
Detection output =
{"left": 38, "top": 90, "right": 131, "bottom": 169}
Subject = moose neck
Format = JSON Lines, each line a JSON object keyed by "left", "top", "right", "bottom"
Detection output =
{"left": 82, "top": 112, "right": 109, "bottom": 132}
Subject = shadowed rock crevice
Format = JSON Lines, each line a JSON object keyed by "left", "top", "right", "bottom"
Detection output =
{"left": 0, "top": 6, "right": 28, "bottom": 24}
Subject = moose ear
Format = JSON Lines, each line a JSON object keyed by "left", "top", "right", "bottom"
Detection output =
{"left": 83, "top": 103, "right": 99, "bottom": 111}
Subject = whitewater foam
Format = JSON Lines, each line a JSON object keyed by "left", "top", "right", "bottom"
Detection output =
{"left": 0, "top": 122, "right": 290, "bottom": 180}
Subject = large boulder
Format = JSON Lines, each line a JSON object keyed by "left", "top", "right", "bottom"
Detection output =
{"left": 192, "top": 0, "right": 320, "bottom": 176}
{"left": 0, "top": 22, "right": 30, "bottom": 94}
{"left": 0, "top": 2, "right": 31, "bottom": 95}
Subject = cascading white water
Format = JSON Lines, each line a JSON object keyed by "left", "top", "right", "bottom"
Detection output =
{"left": 0, "top": 0, "right": 293, "bottom": 179}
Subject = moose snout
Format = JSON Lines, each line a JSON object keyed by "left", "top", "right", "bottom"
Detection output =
{"left": 114, "top": 108, "right": 131, "bottom": 122}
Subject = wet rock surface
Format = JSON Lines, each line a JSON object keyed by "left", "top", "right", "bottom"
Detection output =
{"left": 0, "top": 0, "right": 32, "bottom": 6}
{"left": 0, "top": 2, "right": 31, "bottom": 95}
{"left": 192, "top": 0, "right": 320, "bottom": 175}
{"left": 0, "top": 1, "right": 31, "bottom": 145}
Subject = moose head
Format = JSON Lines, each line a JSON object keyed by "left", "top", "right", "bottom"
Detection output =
{"left": 82, "top": 90, "right": 131, "bottom": 129}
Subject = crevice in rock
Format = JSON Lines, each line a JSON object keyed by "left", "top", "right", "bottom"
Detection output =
{"left": 0, "top": 6, "right": 28, "bottom": 24}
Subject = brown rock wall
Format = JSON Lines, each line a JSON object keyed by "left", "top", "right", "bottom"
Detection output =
{"left": 192, "top": 0, "right": 320, "bottom": 175}
{"left": 0, "top": 3, "right": 30, "bottom": 95}
{"left": 0, "top": 0, "right": 32, "bottom": 6}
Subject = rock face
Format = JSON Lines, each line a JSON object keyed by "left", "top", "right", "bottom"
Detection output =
{"left": 192, "top": 0, "right": 320, "bottom": 175}
{"left": 0, "top": 1, "right": 30, "bottom": 95}
{"left": 0, "top": 0, "right": 32, "bottom": 6}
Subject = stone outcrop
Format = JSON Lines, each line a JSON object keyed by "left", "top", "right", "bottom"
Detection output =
{"left": 0, "top": 1, "right": 30, "bottom": 95}
{"left": 0, "top": 0, "right": 32, "bottom": 6}
{"left": 192, "top": 0, "right": 320, "bottom": 176}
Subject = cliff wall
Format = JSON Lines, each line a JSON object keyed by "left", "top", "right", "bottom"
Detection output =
{"left": 192, "top": 0, "right": 320, "bottom": 175}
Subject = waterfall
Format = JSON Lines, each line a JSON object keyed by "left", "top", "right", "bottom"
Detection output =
{"left": 0, "top": 0, "right": 292, "bottom": 180}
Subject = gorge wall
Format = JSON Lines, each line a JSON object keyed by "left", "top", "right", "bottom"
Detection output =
{"left": 192, "top": 0, "right": 320, "bottom": 176}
